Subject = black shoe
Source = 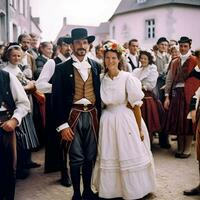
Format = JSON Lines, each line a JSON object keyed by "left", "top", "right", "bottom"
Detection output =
{"left": 175, "top": 153, "right": 191, "bottom": 159}
{"left": 16, "top": 169, "right": 29, "bottom": 179}
{"left": 160, "top": 143, "right": 171, "bottom": 149}
{"left": 26, "top": 161, "right": 41, "bottom": 169}
{"left": 183, "top": 186, "right": 200, "bottom": 196}
{"left": 60, "top": 176, "right": 72, "bottom": 187}
{"left": 82, "top": 190, "right": 99, "bottom": 200}
{"left": 72, "top": 194, "right": 82, "bottom": 200}
{"left": 175, "top": 152, "right": 182, "bottom": 158}
{"left": 179, "top": 153, "right": 191, "bottom": 159}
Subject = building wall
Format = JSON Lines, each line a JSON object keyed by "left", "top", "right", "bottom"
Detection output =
{"left": 0, "top": 0, "right": 41, "bottom": 43}
{"left": 169, "top": 6, "right": 200, "bottom": 50}
{"left": 9, "top": 0, "right": 31, "bottom": 42}
{"left": 109, "top": 5, "right": 200, "bottom": 50}
{"left": 0, "top": 0, "right": 7, "bottom": 43}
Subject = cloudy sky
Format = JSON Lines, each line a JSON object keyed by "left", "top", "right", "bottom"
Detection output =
{"left": 30, "top": 0, "right": 121, "bottom": 41}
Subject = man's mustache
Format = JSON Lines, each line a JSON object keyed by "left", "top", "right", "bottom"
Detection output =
{"left": 77, "top": 48, "right": 86, "bottom": 51}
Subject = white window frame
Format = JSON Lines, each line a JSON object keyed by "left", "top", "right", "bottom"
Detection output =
{"left": 112, "top": 25, "right": 116, "bottom": 39}
{"left": 0, "top": 12, "right": 6, "bottom": 42}
{"left": 137, "top": 0, "right": 146, "bottom": 4}
{"left": 145, "top": 19, "right": 155, "bottom": 39}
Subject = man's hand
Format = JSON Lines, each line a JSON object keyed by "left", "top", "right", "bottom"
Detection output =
{"left": 164, "top": 96, "right": 170, "bottom": 110}
{"left": 1, "top": 118, "right": 18, "bottom": 132}
{"left": 61, "top": 127, "right": 74, "bottom": 141}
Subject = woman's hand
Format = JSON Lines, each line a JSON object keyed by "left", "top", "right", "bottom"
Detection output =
{"left": 1, "top": 118, "right": 18, "bottom": 132}
{"left": 164, "top": 96, "right": 170, "bottom": 110}
{"left": 24, "top": 81, "right": 36, "bottom": 92}
{"left": 139, "top": 129, "right": 144, "bottom": 141}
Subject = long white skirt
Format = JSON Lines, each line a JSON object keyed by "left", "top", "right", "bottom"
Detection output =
{"left": 93, "top": 105, "right": 156, "bottom": 200}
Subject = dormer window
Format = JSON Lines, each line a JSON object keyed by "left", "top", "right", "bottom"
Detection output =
{"left": 137, "top": 0, "right": 146, "bottom": 4}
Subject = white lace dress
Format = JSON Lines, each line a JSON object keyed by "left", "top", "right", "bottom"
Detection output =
{"left": 93, "top": 71, "right": 156, "bottom": 200}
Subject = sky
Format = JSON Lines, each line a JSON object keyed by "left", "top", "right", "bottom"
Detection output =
{"left": 30, "top": 0, "right": 121, "bottom": 41}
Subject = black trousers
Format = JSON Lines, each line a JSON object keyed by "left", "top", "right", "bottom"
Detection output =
{"left": 69, "top": 111, "right": 97, "bottom": 167}
{"left": 0, "top": 129, "right": 16, "bottom": 200}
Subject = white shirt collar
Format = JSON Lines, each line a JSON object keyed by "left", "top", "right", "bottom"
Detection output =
{"left": 42, "top": 54, "right": 50, "bottom": 60}
{"left": 157, "top": 51, "right": 167, "bottom": 58}
{"left": 180, "top": 51, "right": 192, "bottom": 60}
{"left": 71, "top": 54, "right": 88, "bottom": 63}
{"left": 58, "top": 53, "right": 69, "bottom": 62}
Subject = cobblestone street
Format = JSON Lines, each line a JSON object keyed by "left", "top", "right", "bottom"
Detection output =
{"left": 15, "top": 139, "right": 199, "bottom": 200}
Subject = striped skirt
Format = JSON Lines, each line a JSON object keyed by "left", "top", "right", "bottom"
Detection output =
{"left": 16, "top": 113, "right": 40, "bottom": 150}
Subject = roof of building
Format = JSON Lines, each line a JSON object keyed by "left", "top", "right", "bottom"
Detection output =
{"left": 95, "top": 22, "right": 109, "bottom": 35}
{"left": 110, "top": 0, "right": 200, "bottom": 20}
{"left": 31, "top": 17, "right": 42, "bottom": 32}
{"left": 55, "top": 24, "right": 97, "bottom": 43}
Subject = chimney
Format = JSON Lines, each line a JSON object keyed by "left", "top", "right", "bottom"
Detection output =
{"left": 63, "top": 17, "right": 67, "bottom": 26}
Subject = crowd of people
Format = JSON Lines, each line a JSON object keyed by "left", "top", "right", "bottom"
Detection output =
{"left": 0, "top": 28, "right": 200, "bottom": 200}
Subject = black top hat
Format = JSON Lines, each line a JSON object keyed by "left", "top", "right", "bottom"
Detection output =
{"left": 178, "top": 36, "right": 192, "bottom": 44}
{"left": 57, "top": 36, "right": 71, "bottom": 46}
{"left": 69, "top": 28, "right": 95, "bottom": 44}
{"left": 157, "top": 37, "right": 169, "bottom": 45}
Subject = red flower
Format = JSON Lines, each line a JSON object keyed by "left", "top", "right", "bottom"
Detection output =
{"left": 111, "top": 43, "right": 117, "bottom": 50}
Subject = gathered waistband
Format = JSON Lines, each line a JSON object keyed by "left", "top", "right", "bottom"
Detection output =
{"left": 72, "top": 104, "right": 95, "bottom": 112}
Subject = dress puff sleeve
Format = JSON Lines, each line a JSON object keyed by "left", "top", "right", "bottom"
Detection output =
{"left": 126, "top": 73, "right": 144, "bottom": 107}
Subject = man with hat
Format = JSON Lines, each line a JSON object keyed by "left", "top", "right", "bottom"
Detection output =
{"left": 154, "top": 37, "right": 171, "bottom": 149}
{"left": 52, "top": 28, "right": 101, "bottom": 200}
{"left": 164, "top": 36, "right": 200, "bottom": 158}
{"left": 36, "top": 36, "right": 72, "bottom": 186}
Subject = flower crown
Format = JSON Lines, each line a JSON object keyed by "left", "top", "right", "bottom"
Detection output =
{"left": 102, "top": 41, "right": 127, "bottom": 57}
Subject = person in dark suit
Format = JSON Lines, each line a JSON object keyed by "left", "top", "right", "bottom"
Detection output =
{"left": 36, "top": 36, "right": 72, "bottom": 187}
{"left": 52, "top": 28, "right": 101, "bottom": 200}
{"left": 0, "top": 69, "right": 30, "bottom": 200}
{"left": 127, "top": 39, "right": 140, "bottom": 71}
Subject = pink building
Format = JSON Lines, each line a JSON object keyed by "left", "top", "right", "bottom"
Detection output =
{"left": 0, "top": 0, "right": 41, "bottom": 43}
{"left": 109, "top": 0, "right": 200, "bottom": 50}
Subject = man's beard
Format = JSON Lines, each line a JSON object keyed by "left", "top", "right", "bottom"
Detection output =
{"left": 76, "top": 48, "right": 86, "bottom": 56}
{"left": 64, "top": 52, "right": 71, "bottom": 58}
{"left": 22, "top": 46, "right": 29, "bottom": 51}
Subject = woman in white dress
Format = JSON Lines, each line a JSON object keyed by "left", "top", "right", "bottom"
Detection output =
{"left": 132, "top": 51, "right": 164, "bottom": 142}
{"left": 93, "top": 42, "right": 156, "bottom": 199}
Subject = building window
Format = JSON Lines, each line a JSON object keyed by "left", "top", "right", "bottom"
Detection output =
{"left": 112, "top": 25, "right": 116, "bottom": 39}
{"left": 122, "top": 24, "right": 129, "bottom": 40}
{"left": 137, "top": 0, "right": 146, "bottom": 4}
{"left": 145, "top": 19, "right": 155, "bottom": 39}
{"left": 13, "top": 24, "right": 18, "bottom": 42}
{"left": 0, "top": 13, "right": 6, "bottom": 42}
{"left": 10, "top": 0, "right": 14, "bottom": 6}
{"left": 19, "top": 0, "right": 24, "bottom": 14}
{"left": 24, "top": 0, "right": 27, "bottom": 17}
{"left": 10, "top": 0, "right": 17, "bottom": 9}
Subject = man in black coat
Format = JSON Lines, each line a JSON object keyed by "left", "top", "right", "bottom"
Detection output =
{"left": 52, "top": 28, "right": 101, "bottom": 200}
{"left": 36, "top": 36, "right": 72, "bottom": 187}
{"left": 0, "top": 69, "right": 30, "bottom": 200}
{"left": 127, "top": 39, "right": 140, "bottom": 71}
